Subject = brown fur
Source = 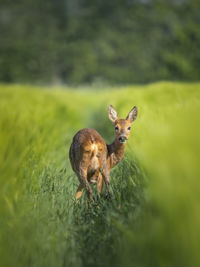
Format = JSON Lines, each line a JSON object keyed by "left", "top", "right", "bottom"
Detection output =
{"left": 69, "top": 105, "right": 138, "bottom": 200}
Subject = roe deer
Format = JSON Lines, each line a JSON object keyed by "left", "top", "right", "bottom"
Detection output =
{"left": 69, "top": 105, "right": 138, "bottom": 200}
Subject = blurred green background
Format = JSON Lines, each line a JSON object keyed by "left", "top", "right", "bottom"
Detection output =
{"left": 0, "top": 0, "right": 200, "bottom": 84}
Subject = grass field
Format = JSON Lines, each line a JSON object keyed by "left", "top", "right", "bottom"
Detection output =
{"left": 0, "top": 82, "right": 200, "bottom": 267}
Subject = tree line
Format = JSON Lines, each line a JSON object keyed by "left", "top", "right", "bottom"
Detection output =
{"left": 0, "top": 0, "right": 199, "bottom": 84}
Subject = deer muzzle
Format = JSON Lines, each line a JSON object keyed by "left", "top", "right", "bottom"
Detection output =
{"left": 119, "top": 136, "right": 128, "bottom": 143}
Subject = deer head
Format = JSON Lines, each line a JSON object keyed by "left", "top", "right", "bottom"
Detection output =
{"left": 108, "top": 105, "right": 138, "bottom": 144}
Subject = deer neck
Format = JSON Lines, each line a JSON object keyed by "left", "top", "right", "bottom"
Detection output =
{"left": 107, "top": 140, "right": 126, "bottom": 170}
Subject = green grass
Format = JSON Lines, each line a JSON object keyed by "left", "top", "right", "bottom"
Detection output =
{"left": 0, "top": 82, "right": 200, "bottom": 267}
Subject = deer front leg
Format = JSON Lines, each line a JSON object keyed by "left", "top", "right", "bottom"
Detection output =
{"left": 100, "top": 165, "right": 111, "bottom": 198}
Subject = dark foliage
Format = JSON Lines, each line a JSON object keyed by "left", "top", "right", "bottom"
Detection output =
{"left": 0, "top": 0, "right": 200, "bottom": 84}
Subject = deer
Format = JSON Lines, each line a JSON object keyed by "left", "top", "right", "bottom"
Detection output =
{"left": 69, "top": 105, "right": 138, "bottom": 201}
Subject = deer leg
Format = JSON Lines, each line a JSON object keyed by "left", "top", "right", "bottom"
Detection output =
{"left": 100, "top": 166, "right": 111, "bottom": 196}
{"left": 75, "top": 183, "right": 84, "bottom": 199}
{"left": 96, "top": 173, "right": 104, "bottom": 194}
{"left": 77, "top": 167, "right": 93, "bottom": 201}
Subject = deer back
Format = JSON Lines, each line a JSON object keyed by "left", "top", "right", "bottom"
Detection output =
{"left": 69, "top": 128, "right": 107, "bottom": 174}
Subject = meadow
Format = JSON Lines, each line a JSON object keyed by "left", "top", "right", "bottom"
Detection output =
{"left": 0, "top": 82, "right": 200, "bottom": 267}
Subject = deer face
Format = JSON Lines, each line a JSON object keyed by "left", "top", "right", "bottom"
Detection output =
{"left": 108, "top": 105, "right": 138, "bottom": 144}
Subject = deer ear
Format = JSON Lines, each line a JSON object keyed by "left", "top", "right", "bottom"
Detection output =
{"left": 108, "top": 105, "right": 118, "bottom": 123}
{"left": 126, "top": 106, "right": 138, "bottom": 123}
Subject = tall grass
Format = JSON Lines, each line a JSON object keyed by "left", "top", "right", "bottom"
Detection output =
{"left": 0, "top": 82, "right": 200, "bottom": 267}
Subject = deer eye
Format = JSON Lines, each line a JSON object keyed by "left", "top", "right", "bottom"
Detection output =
{"left": 127, "top": 126, "right": 131, "bottom": 130}
{"left": 115, "top": 126, "right": 119, "bottom": 131}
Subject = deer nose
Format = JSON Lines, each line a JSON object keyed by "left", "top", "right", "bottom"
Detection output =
{"left": 119, "top": 136, "right": 127, "bottom": 143}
